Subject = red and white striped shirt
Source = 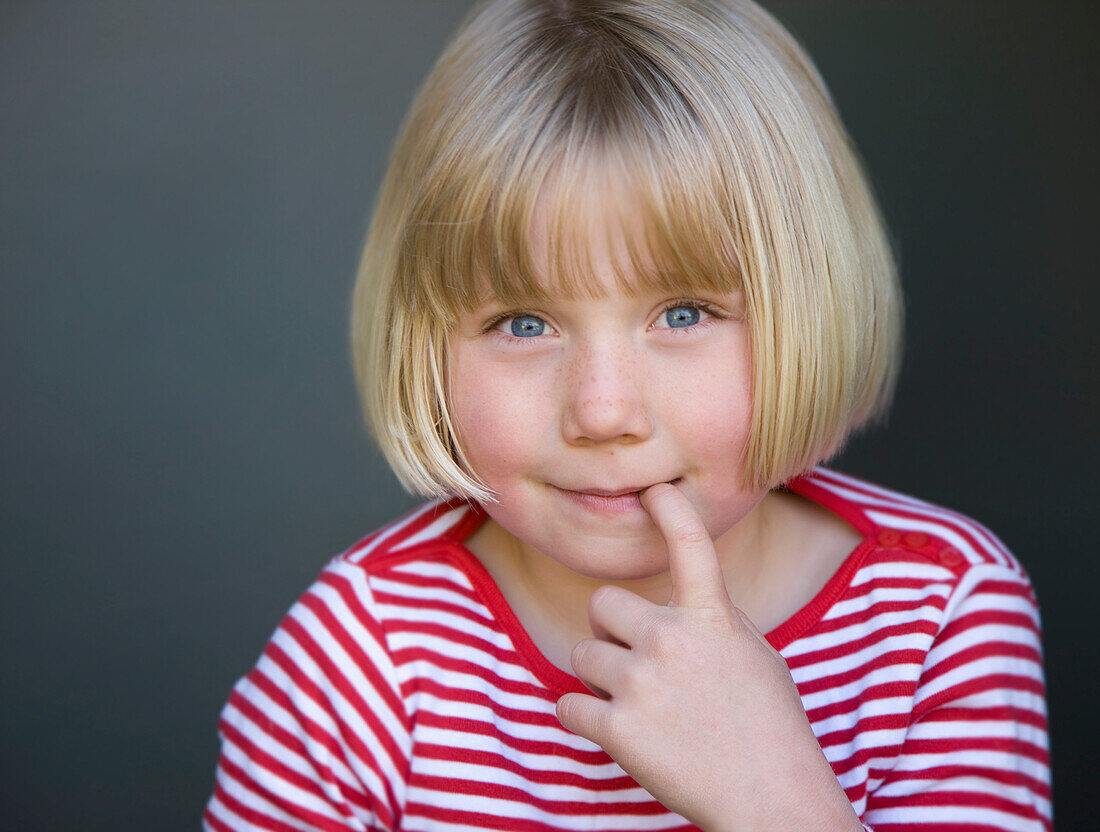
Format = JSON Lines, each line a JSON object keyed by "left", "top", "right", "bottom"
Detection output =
{"left": 205, "top": 469, "right": 1051, "bottom": 831}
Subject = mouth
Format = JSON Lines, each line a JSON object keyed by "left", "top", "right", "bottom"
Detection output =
{"left": 567, "top": 479, "right": 681, "bottom": 497}
{"left": 554, "top": 479, "right": 681, "bottom": 515}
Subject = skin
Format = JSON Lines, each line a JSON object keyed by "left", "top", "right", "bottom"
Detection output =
{"left": 558, "top": 484, "right": 863, "bottom": 831}
{"left": 446, "top": 196, "right": 863, "bottom": 830}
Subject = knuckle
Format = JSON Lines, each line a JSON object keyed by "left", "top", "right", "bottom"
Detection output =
{"left": 556, "top": 692, "right": 586, "bottom": 724}
{"left": 619, "top": 658, "right": 647, "bottom": 697}
{"left": 569, "top": 638, "right": 593, "bottom": 672}
{"left": 635, "top": 608, "right": 667, "bottom": 646}
{"left": 588, "top": 584, "right": 620, "bottom": 619}
{"left": 713, "top": 606, "right": 742, "bottom": 632}
{"left": 671, "top": 521, "right": 709, "bottom": 549}
{"left": 557, "top": 694, "right": 611, "bottom": 745}
{"left": 604, "top": 705, "right": 629, "bottom": 740}
{"left": 555, "top": 694, "right": 580, "bottom": 727}
{"left": 592, "top": 701, "right": 625, "bottom": 744}
{"left": 648, "top": 621, "right": 693, "bottom": 664}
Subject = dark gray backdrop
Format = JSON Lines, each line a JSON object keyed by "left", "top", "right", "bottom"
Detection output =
{"left": 2, "top": 1, "right": 1096, "bottom": 829}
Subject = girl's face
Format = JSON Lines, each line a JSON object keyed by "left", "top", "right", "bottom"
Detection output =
{"left": 448, "top": 204, "right": 764, "bottom": 582}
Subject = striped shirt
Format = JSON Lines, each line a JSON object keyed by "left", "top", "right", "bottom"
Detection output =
{"left": 205, "top": 469, "right": 1051, "bottom": 831}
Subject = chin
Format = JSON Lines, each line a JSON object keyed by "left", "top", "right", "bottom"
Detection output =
{"left": 552, "top": 538, "right": 671, "bottom": 582}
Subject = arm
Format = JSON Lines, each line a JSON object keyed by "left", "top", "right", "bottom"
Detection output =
{"left": 204, "top": 559, "right": 411, "bottom": 832}
{"left": 862, "top": 563, "right": 1050, "bottom": 831}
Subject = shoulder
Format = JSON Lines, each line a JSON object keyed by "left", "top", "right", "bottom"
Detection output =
{"left": 782, "top": 468, "right": 1040, "bottom": 653}
{"left": 208, "top": 502, "right": 484, "bottom": 832}
{"left": 789, "top": 479, "right": 1051, "bottom": 830}
{"left": 285, "top": 498, "right": 491, "bottom": 650}
{"left": 793, "top": 467, "right": 1029, "bottom": 580}
{"left": 238, "top": 499, "right": 489, "bottom": 711}
{"left": 337, "top": 498, "right": 485, "bottom": 571}
{"left": 784, "top": 471, "right": 1046, "bottom": 731}
{"left": 211, "top": 501, "right": 492, "bottom": 806}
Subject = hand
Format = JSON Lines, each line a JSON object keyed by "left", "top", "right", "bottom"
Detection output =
{"left": 555, "top": 483, "right": 862, "bottom": 832}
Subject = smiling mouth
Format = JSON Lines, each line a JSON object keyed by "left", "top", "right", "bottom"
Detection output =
{"left": 554, "top": 479, "right": 681, "bottom": 513}
{"left": 566, "top": 479, "right": 681, "bottom": 497}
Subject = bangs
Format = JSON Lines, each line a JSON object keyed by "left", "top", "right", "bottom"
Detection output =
{"left": 395, "top": 38, "right": 743, "bottom": 317}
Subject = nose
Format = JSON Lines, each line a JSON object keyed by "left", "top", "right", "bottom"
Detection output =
{"left": 560, "top": 342, "right": 653, "bottom": 446}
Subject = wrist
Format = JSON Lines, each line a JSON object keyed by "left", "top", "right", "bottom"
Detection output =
{"left": 693, "top": 750, "right": 860, "bottom": 832}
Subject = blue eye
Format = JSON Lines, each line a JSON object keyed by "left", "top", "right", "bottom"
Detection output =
{"left": 665, "top": 305, "right": 701, "bottom": 328}
{"left": 510, "top": 315, "right": 546, "bottom": 337}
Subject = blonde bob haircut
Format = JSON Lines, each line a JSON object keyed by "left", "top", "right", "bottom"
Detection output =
{"left": 352, "top": 0, "right": 902, "bottom": 502}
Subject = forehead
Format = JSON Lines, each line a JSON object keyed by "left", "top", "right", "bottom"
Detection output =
{"left": 466, "top": 156, "right": 741, "bottom": 311}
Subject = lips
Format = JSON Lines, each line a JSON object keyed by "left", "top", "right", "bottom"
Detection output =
{"left": 554, "top": 479, "right": 681, "bottom": 516}
{"left": 571, "top": 486, "right": 646, "bottom": 498}
{"left": 561, "top": 477, "right": 681, "bottom": 498}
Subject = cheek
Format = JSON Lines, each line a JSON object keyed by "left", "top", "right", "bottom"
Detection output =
{"left": 663, "top": 344, "right": 753, "bottom": 455}
{"left": 447, "top": 349, "right": 545, "bottom": 479}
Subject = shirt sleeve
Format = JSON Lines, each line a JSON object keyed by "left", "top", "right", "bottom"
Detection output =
{"left": 204, "top": 558, "right": 412, "bottom": 832}
{"left": 862, "top": 562, "right": 1051, "bottom": 831}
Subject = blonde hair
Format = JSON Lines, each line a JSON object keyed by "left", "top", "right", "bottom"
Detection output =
{"left": 351, "top": 0, "right": 902, "bottom": 501}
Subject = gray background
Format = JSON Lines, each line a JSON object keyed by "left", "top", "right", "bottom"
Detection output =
{"left": 2, "top": 1, "right": 1096, "bottom": 829}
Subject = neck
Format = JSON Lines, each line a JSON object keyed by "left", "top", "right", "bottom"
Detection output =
{"left": 466, "top": 494, "right": 774, "bottom": 671}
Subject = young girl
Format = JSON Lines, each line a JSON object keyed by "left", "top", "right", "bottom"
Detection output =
{"left": 205, "top": 1, "right": 1050, "bottom": 829}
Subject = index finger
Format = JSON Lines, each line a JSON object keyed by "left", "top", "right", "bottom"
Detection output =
{"left": 640, "top": 483, "right": 728, "bottom": 608}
